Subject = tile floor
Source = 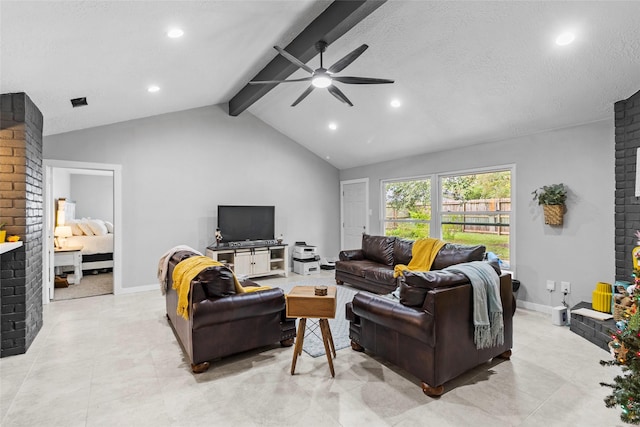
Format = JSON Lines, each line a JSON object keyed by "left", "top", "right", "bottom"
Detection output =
{"left": 0, "top": 271, "right": 626, "bottom": 426}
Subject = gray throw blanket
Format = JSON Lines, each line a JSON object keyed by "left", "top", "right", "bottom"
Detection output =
{"left": 444, "top": 261, "right": 504, "bottom": 349}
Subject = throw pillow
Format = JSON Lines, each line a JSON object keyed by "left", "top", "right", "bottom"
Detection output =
{"left": 87, "top": 219, "right": 108, "bottom": 236}
{"left": 67, "top": 219, "right": 84, "bottom": 236}
{"left": 77, "top": 220, "right": 94, "bottom": 236}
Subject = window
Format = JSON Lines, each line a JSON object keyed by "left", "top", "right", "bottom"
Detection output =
{"left": 382, "top": 168, "right": 512, "bottom": 268}
{"left": 440, "top": 170, "right": 511, "bottom": 266}
{"left": 382, "top": 178, "right": 431, "bottom": 239}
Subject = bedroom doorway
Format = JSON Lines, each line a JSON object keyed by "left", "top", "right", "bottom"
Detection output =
{"left": 43, "top": 160, "right": 122, "bottom": 304}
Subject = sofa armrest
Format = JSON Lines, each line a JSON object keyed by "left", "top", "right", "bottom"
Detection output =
{"left": 351, "top": 293, "right": 435, "bottom": 347}
{"left": 192, "top": 288, "right": 285, "bottom": 330}
{"left": 339, "top": 249, "right": 365, "bottom": 261}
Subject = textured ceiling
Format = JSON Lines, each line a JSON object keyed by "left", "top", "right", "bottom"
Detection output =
{"left": 2, "top": 1, "right": 640, "bottom": 170}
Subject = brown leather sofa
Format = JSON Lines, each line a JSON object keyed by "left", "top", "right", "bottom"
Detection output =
{"left": 346, "top": 266, "right": 513, "bottom": 396}
{"left": 165, "top": 250, "right": 296, "bottom": 373}
{"left": 335, "top": 234, "right": 485, "bottom": 294}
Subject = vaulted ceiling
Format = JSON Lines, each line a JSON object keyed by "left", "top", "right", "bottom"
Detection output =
{"left": 2, "top": 1, "right": 640, "bottom": 169}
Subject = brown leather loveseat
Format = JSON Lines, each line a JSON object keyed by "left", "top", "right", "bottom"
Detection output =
{"left": 346, "top": 264, "right": 513, "bottom": 396}
{"left": 335, "top": 234, "right": 485, "bottom": 294}
{"left": 165, "top": 250, "right": 296, "bottom": 373}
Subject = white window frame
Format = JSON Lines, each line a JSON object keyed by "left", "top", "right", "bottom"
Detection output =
{"left": 380, "top": 164, "right": 516, "bottom": 274}
{"left": 380, "top": 174, "right": 435, "bottom": 238}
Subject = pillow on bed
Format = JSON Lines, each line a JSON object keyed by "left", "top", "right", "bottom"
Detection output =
{"left": 67, "top": 220, "right": 84, "bottom": 236}
{"left": 77, "top": 220, "right": 94, "bottom": 236}
{"left": 104, "top": 221, "right": 114, "bottom": 233}
{"left": 87, "top": 219, "right": 108, "bottom": 236}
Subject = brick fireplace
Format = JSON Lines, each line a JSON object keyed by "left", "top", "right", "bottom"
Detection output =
{"left": 614, "top": 89, "right": 640, "bottom": 281}
{"left": 0, "top": 92, "right": 44, "bottom": 357}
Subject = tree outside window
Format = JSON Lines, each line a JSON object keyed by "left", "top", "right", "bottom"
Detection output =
{"left": 383, "top": 179, "right": 431, "bottom": 239}
{"left": 441, "top": 170, "right": 511, "bottom": 264}
{"left": 383, "top": 169, "right": 512, "bottom": 267}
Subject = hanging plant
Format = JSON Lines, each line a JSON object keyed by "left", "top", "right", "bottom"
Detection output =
{"left": 532, "top": 183, "right": 568, "bottom": 225}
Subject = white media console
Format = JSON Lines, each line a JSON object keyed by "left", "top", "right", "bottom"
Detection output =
{"left": 205, "top": 243, "right": 288, "bottom": 279}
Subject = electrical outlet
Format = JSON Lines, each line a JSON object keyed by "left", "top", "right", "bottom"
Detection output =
{"left": 561, "top": 281, "right": 571, "bottom": 293}
{"left": 546, "top": 280, "right": 556, "bottom": 291}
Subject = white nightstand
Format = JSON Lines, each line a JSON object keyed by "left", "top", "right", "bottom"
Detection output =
{"left": 54, "top": 246, "right": 83, "bottom": 284}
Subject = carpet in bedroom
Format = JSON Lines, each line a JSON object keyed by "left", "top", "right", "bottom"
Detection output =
{"left": 53, "top": 272, "right": 113, "bottom": 301}
{"left": 276, "top": 278, "right": 360, "bottom": 358}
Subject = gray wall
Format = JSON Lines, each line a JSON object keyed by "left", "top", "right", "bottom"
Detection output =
{"left": 52, "top": 168, "right": 71, "bottom": 200}
{"left": 340, "top": 120, "right": 615, "bottom": 310}
{"left": 71, "top": 174, "right": 114, "bottom": 222}
{"left": 44, "top": 104, "right": 341, "bottom": 289}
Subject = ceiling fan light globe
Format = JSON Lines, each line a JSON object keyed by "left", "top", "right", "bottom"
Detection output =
{"left": 312, "top": 76, "right": 332, "bottom": 88}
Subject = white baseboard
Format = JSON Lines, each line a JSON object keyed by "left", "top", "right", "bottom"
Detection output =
{"left": 516, "top": 299, "right": 553, "bottom": 314}
{"left": 116, "top": 283, "right": 159, "bottom": 295}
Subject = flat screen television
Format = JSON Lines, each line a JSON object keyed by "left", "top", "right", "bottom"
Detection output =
{"left": 217, "top": 205, "right": 275, "bottom": 243}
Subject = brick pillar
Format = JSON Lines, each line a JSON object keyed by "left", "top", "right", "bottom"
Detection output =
{"left": 0, "top": 92, "right": 43, "bottom": 357}
{"left": 614, "top": 89, "right": 640, "bottom": 281}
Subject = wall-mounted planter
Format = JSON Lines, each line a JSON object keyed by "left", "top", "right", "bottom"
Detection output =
{"left": 532, "top": 183, "right": 568, "bottom": 226}
{"left": 543, "top": 205, "right": 565, "bottom": 225}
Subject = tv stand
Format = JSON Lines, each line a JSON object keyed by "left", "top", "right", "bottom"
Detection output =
{"left": 206, "top": 243, "right": 288, "bottom": 279}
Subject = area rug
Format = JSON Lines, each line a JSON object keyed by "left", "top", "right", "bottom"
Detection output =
{"left": 53, "top": 272, "right": 113, "bottom": 301}
{"left": 277, "top": 278, "right": 359, "bottom": 357}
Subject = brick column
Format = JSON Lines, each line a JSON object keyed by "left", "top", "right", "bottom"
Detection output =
{"left": 0, "top": 92, "right": 43, "bottom": 357}
{"left": 614, "top": 89, "right": 640, "bottom": 281}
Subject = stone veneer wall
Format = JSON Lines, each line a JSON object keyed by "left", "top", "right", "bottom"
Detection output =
{"left": 615, "top": 89, "right": 640, "bottom": 281}
{"left": 0, "top": 92, "right": 43, "bottom": 357}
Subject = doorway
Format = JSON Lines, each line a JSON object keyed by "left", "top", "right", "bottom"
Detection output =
{"left": 43, "top": 160, "right": 123, "bottom": 304}
{"left": 340, "top": 178, "right": 369, "bottom": 250}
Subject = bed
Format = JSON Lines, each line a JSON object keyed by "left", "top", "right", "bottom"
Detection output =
{"left": 57, "top": 199, "right": 114, "bottom": 272}
{"left": 65, "top": 234, "right": 113, "bottom": 271}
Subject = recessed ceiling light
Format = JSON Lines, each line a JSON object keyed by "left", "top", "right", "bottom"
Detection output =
{"left": 167, "top": 28, "right": 184, "bottom": 38}
{"left": 328, "top": 122, "right": 337, "bottom": 130}
{"left": 390, "top": 99, "right": 401, "bottom": 108}
{"left": 147, "top": 85, "right": 160, "bottom": 93}
{"left": 325, "top": 156, "right": 331, "bottom": 160}
{"left": 555, "top": 31, "right": 575, "bottom": 46}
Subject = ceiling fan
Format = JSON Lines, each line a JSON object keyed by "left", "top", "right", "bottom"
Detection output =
{"left": 249, "top": 41, "right": 394, "bottom": 107}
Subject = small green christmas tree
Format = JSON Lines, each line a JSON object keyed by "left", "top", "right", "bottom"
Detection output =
{"left": 600, "top": 279, "right": 640, "bottom": 424}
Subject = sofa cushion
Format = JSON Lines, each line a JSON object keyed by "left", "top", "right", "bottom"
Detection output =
{"left": 431, "top": 244, "right": 485, "bottom": 270}
{"left": 393, "top": 238, "right": 414, "bottom": 265}
{"left": 363, "top": 265, "right": 395, "bottom": 285}
{"left": 362, "top": 234, "right": 396, "bottom": 266}
{"left": 336, "top": 259, "right": 387, "bottom": 277}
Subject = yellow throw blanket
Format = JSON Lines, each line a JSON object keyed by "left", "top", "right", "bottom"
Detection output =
{"left": 393, "top": 238, "right": 446, "bottom": 278}
{"left": 172, "top": 256, "right": 271, "bottom": 320}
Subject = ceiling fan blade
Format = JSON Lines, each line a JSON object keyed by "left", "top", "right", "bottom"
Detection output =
{"left": 249, "top": 77, "right": 312, "bottom": 85}
{"left": 327, "top": 44, "right": 368, "bottom": 74}
{"left": 291, "top": 85, "right": 315, "bottom": 107}
{"left": 333, "top": 76, "right": 395, "bottom": 85}
{"left": 274, "top": 46, "right": 315, "bottom": 74}
{"left": 327, "top": 85, "right": 353, "bottom": 107}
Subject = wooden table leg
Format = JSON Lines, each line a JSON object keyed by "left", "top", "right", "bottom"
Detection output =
{"left": 319, "top": 319, "right": 335, "bottom": 378}
{"left": 290, "top": 318, "right": 306, "bottom": 375}
{"left": 325, "top": 320, "right": 336, "bottom": 358}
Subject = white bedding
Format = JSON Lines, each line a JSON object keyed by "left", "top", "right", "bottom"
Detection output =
{"left": 65, "top": 234, "right": 113, "bottom": 255}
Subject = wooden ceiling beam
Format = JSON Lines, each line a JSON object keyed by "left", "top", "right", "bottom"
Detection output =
{"left": 228, "top": 0, "right": 386, "bottom": 116}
